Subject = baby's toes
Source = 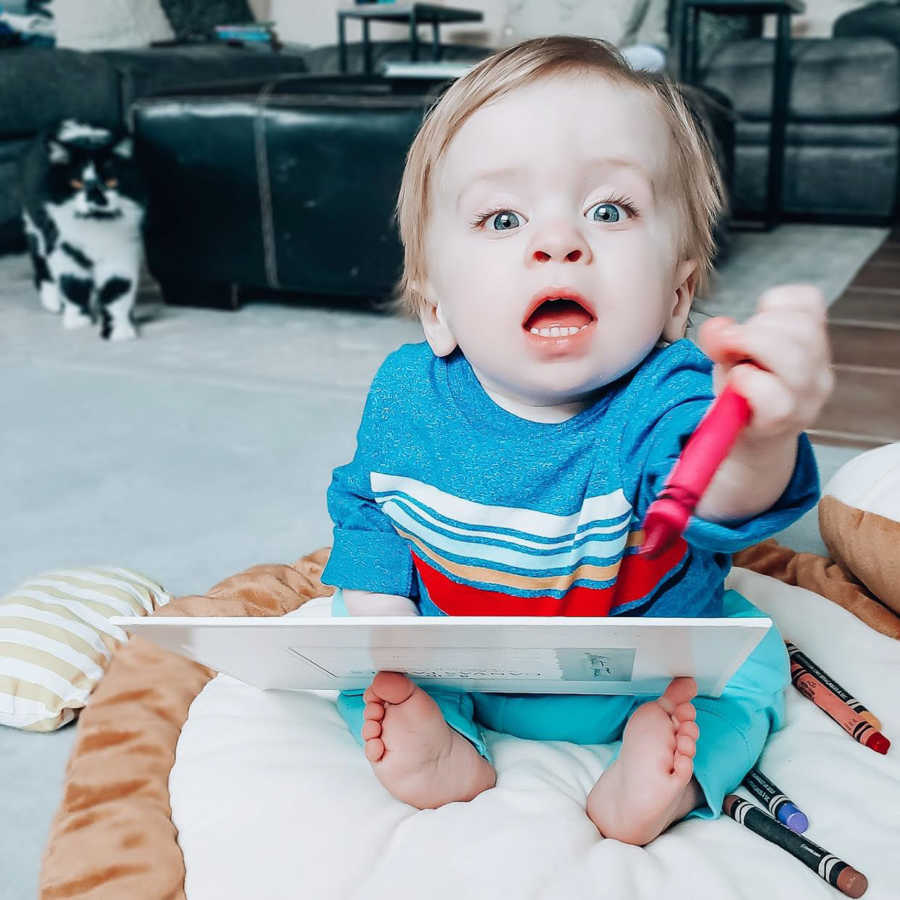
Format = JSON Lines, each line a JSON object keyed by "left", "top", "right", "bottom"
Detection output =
{"left": 362, "top": 719, "right": 382, "bottom": 741}
{"left": 672, "top": 701, "right": 696, "bottom": 725}
{"left": 364, "top": 700, "right": 384, "bottom": 721}
{"left": 675, "top": 721, "right": 698, "bottom": 758}
{"left": 362, "top": 717, "right": 385, "bottom": 762}
{"left": 658, "top": 677, "right": 697, "bottom": 716}
{"left": 675, "top": 731, "right": 696, "bottom": 758}
{"left": 364, "top": 735, "right": 385, "bottom": 762}
{"left": 673, "top": 752, "right": 694, "bottom": 781}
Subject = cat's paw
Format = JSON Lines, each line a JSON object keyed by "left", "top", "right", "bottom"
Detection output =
{"left": 40, "top": 283, "right": 62, "bottom": 314}
{"left": 106, "top": 322, "right": 138, "bottom": 341}
{"left": 62, "top": 307, "right": 92, "bottom": 330}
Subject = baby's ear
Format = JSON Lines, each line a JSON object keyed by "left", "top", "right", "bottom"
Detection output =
{"left": 420, "top": 301, "right": 457, "bottom": 357}
{"left": 662, "top": 259, "right": 698, "bottom": 342}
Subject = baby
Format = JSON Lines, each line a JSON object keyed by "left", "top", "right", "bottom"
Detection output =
{"left": 321, "top": 36, "right": 832, "bottom": 845}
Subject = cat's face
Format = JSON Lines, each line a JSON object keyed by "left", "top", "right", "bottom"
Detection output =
{"left": 46, "top": 122, "right": 139, "bottom": 221}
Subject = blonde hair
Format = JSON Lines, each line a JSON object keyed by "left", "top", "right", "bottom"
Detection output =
{"left": 394, "top": 35, "right": 726, "bottom": 317}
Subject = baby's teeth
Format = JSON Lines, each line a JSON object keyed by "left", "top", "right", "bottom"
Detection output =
{"left": 531, "top": 325, "right": 585, "bottom": 337}
{"left": 531, "top": 325, "right": 587, "bottom": 337}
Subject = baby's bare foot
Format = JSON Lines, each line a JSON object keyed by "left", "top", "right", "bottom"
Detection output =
{"left": 361, "top": 671, "right": 496, "bottom": 809}
{"left": 586, "top": 677, "right": 703, "bottom": 845}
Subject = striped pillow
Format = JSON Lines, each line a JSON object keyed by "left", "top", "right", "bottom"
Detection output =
{"left": 0, "top": 567, "right": 170, "bottom": 732}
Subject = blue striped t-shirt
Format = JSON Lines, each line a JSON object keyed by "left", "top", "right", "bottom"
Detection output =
{"left": 322, "top": 339, "right": 818, "bottom": 618}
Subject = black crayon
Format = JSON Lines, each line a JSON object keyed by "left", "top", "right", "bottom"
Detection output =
{"left": 723, "top": 795, "right": 867, "bottom": 898}
{"left": 785, "top": 642, "right": 881, "bottom": 730}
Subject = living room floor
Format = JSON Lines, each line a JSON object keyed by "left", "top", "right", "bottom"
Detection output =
{"left": 816, "top": 226, "right": 900, "bottom": 448}
{"left": 0, "top": 221, "right": 893, "bottom": 900}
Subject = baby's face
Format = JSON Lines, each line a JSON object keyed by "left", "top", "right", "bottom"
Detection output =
{"left": 421, "top": 72, "right": 697, "bottom": 412}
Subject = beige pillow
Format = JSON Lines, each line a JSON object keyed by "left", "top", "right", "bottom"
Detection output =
{"left": 0, "top": 566, "right": 169, "bottom": 731}
{"left": 54, "top": 0, "right": 174, "bottom": 50}
{"left": 820, "top": 442, "right": 900, "bottom": 617}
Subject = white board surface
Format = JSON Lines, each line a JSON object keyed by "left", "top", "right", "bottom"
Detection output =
{"left": 113, "top": 614, "right": 772, "bottom": 697}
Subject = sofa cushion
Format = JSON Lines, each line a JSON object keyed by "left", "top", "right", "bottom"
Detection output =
{"left": 99, "top": 45, "right": 308, "bottom": 119}
{"left": 0, "top": 47, "right": 121, "bottom": 138}
{"left": 702, "top": 36, "right": 899, "bottom": 119}
{"left": 733, "top": 121, "right": 898, "bottom": 217}
{"left": 834, "top": 1, "right": 900, "bottom": 50}
{"left": 0, "top": 137, "right": 31, "bottom": 225}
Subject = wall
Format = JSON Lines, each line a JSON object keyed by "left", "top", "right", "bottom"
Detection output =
{"left": 263, "top": 0, "right": 875, "bottom": 49}
{"left": 248, "top": 0, "right": 271, "bottom": 22}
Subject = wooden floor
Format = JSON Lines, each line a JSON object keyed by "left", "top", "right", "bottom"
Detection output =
{"left": 809, "top": 227, "right": 900, "bottom": 449}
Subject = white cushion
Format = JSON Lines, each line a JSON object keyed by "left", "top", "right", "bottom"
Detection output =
{"left": 170, "top": 573, "right": 900, "bottom": 899}
{"left": 54, "top": 0, "right": 174, "bottom": 51}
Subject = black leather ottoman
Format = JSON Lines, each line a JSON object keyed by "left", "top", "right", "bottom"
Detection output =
{"left": 134, "top": 74, "right": 446, "bottom": 308}
{"left": 133, "top": 73, "right": 735, "bottom": 309}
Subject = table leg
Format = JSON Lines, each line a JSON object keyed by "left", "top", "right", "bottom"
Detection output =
{"left": 766, "top": 11, "right": 792, "bottom": 230}
{"left": 363, "top": 18, "right": 372, "bottom": 75}
{"left": 679, "top": 6, "right": 690, "bottom": 81}
{"left": 432, "top": 21, "right": 441, "bottom": 61}
{"left": 689, "top": 6, "right": 701, "bottom": 82}
{"left": 338, "top": 13, "right": 346, "bottom": 74}
{"left": 410, "top": 9, "right": 419, "bottom": 62}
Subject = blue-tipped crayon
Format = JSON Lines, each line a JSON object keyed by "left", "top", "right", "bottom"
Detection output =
{"left": 742, "top": 766, "right": 809, "bottom": 833}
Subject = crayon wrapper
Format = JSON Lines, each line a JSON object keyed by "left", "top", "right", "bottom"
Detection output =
{"left": 790, "top": 663, "right": 875, "bottom": 745}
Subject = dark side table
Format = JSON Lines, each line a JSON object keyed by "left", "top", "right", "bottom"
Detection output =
{"left": 338, "top": 3, "right": 484, "bottom": 75}
{"left": 680, "top": 0, "right": 806, "bottom": 230}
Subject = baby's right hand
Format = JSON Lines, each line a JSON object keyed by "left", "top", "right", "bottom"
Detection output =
{"left": 343, "top": 589, "right": 419, "bottom": 616}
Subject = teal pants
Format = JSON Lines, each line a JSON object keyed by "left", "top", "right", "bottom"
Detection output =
{"left": 334, "top": 588, "right": 789, "bottom": 820}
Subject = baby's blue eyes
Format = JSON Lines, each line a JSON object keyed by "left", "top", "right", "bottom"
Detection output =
{"left": 477, "top": 199, "right": 635, "bottom": 232}
{"left": 588, "top": 202, "right": 622, "bottom": 223}
{"left": 490, "top": 211, "right": 521, "bottom": 231}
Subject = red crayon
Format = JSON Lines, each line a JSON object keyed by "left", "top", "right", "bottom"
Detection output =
{"left": 786, "top": 641, "right": 882, "bottom": 730}
{"left": 790, "top": 659, "right": 890, "bottom": 754}
{"left": 640, "top": 384, "right": 752, "bottom": 557}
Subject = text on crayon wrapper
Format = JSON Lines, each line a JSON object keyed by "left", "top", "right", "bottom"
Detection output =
{"left": 289, "top": 646, "right": 637, "bottom": 681}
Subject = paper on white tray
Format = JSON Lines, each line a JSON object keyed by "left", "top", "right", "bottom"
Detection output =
{"left": 113, "top": 613, "right": 771, "bottom": 697}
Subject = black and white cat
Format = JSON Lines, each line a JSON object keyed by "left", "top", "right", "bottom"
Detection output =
{"left": 21, "top": 119, "right": 146, "bottom": 340}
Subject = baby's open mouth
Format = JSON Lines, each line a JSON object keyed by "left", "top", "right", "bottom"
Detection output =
{"left": 523, "top": 297, "right": 595, "bottom": 337}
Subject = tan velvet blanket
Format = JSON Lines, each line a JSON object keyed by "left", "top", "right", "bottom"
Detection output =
{"left": 733, "top": 539, "right": 900, "bottom": 640}
{"left": 39, "top": 550, "right": 332, "bottom": 900}
{"left": 38, "top": 541, "right": 896, "bottom": 898}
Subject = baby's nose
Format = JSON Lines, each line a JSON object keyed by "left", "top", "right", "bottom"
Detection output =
{"left": 528, "top": 222, "right": 591, "bottom": 264}
{"left": 534, "top": 247, "right": 582, "bottom": 263}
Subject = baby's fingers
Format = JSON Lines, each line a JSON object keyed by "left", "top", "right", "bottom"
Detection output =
{"left": 728, "top": 363, "right": 802, "bottom": 434}
{"left": 697, "top": 316, "right": 742, "bottom": 366}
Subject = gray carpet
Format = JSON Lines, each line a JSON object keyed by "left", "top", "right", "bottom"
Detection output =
{"left": 0, "top": 222, "right": 887, "bottom": 900}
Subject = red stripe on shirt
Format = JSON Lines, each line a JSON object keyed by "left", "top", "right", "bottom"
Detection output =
{"left": 411, "top": 538, "right": 686, "bottom": 616}
{"left": 610, "top": 538, "right": 687, "bottom": 611}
